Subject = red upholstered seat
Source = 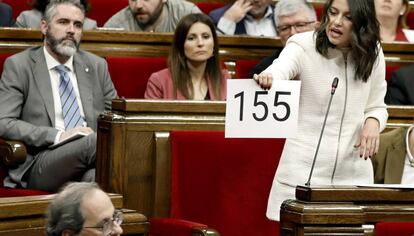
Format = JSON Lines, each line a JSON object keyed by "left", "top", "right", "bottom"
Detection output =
{"left": 0, "top": 150, "right": 49, "bottom": 197}
{"left": 153, "top": 131, "right": 284, "bottom": 236}
{"left": 196, "top": 2, "right": 225, "bottom": 15}
{"left": 235, "top": 59, "right": 259, "bottom": 78}
{"left": 315, "top": 4, "right": 323, "bottom": 21}
{"left": 106, "top": 56, "right": 167, "bottom": 98}
{"left": 0, "top": 53, "right": 13, "bottom": 75}
{"left": 150, "top": 218, "right": 209, "bottom": 236}
{"left": 386, "top": 64, "right": 401, "bottom": 82}
{"left": 2, "top": 0, "right": 31, "bottom": 20}
{"left": 87, "top": 0, "right": 128, "bottom": 27}
{"left": 406, "top": 10, "right": 414, "bottom": 29}
{"left": 376, "top": 222, "right": 414, "bottom": 236}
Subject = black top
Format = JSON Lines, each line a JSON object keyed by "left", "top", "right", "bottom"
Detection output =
{"left": 248, "top": 50, "right": 281, "bottom": 78}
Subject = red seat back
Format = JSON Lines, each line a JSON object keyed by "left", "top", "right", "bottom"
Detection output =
{"left": 405, "top": 10, "right": 414, "bottom": 29}
{"left": 196, "top": 2, "right": 225, "bottom": 15}
{"left": 170, "top": 131, "right": 284, "bottom": 236}
{"left": 0, "top": 53, "right": 13, "bottom": 76}
{"left": 315, "top": 4, "right": 324, "bottom": 21}
{"left": 235, "top": 59, "right": 259, "bottom": 78}
{"left": 87, "top": 0, "right": 128, "bottom": 27}
{"left": 376, "top": 222, "right": 414, "bottom": 236}
{"left": 2, "top": 0, "right": 31, "bottom": 20}
{"left": 386, "top": 64, "right": 401, "bottom": 82}
{"left": 106, "top": 56, "right": 167, "bottom": 98}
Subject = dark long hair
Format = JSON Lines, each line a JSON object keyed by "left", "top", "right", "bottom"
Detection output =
{"left": 169, "top": 13, "right": 223, "bottom": 99}
{"left": 315, "top": 0, "right": 380, "bottom": 82}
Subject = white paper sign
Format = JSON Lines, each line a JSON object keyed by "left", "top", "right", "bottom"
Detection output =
{"left": 225, "top": 79, "right": 301, "bottom": 138}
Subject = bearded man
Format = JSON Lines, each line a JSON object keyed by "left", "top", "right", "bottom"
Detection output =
{"left": 103, "top": 0, "right": 201, "bottom": 32}
{"left": 0, "top": 0, "right": 117, "bottom": 192}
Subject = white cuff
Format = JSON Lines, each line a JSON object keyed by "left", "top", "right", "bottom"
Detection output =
{"left": 217, "top": 17, "right": 236, "bottom": 35}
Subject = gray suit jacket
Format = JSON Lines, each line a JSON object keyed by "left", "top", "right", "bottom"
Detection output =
{"left": 372, "top": 127, "right": 408, "bottom": 184}
{"left": 0, "top": 46, "right": 117, "bottom": 187}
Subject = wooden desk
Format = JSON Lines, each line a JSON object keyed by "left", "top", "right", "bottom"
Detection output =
{"left": 1, "top": 28, "right": 414, "bottom": 64}
{"left": 280, "top": 185, "right": 414, "bottom": 236}
{"left": 0, "top": 193, "right": 149, "bottom": 236}
{"left": 0, "top": 28, "right": 279, "bottom": 60}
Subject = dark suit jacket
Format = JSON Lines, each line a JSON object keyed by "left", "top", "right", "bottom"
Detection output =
{"left": 372, "top": 127, "right": 408, "bottom": 184}
{"left": 385, "top": 65, "right": 414, "bottom": 105}
{"left": 209, "top": 3, "right": 275, "bottom": 35}
{"left": 0, "top": 46, "right": 117, "bottom": 187}
{"left": 248, "top": 50, "right": 280, "bottom": 78}
{"left": 0, "top": 3, "right": 14, "bottom": 27}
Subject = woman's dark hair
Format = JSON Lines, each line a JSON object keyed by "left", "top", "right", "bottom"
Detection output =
{"left": 169, "top": 13, "right": 223, "bottom": 99}
{"left": 31, "top": 0, "right": 90, "bottom": 13}
{"left": 315, "top": 0, "right": 380, "bottom": 82}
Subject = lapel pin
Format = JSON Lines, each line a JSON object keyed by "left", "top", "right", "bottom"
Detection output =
{"left": 85, "top": 68, "right": 89, "bottom": 73}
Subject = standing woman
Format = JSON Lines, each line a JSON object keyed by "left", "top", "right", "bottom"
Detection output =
{"left": 375, "top": 0, "right": 409, "bottom": 42}
{"left": 254, "top": 0, "right": 388, "bottom": 220}
{"left": 145, "top": 13, "right": 230, "bottom": 100}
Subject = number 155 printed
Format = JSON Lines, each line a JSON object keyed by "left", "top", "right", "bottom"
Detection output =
{"left": 225, "top": 79, "right": 301, "bottom": 138}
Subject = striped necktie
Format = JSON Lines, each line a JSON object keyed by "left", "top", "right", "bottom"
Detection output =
{"left": 55, "top": 65, "right": 84, "bottom": 130}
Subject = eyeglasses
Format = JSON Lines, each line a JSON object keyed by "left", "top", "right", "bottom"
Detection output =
{"left": 83, "top": 209, "right": 123, "bottom": 235}
{"left": 277, "top": 21, "right": 315, "bottom": 34}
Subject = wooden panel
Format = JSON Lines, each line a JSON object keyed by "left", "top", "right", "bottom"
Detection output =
{"left": 281, "top": 186, "right": 414, "bottom": 236}
{"left": 153, "top": 132, "right": 171, "bottom": 217}
{"left": 296, "top": 185, "right": 414, "bottom": 202}
{"left": 0, "top": 193, "right": 123, "bottom": 218}
{"left": 0, "top": 28, "right": 280, "bottom": 60}
{"left": 2, "top": 28, "right": 414, "bottom": 64}
{"left": 0, "top": 194, "right": 149, "bottom": 235}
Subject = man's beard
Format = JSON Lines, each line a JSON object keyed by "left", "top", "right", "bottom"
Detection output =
{"left": 134, "top": 4, "right": 163, "bottom": 29}
{"left": 45, "top": 30, "right": 79, "bottom": 57}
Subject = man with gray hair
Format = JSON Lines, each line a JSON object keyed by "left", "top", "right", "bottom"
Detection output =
{"left": 0, "top": 0, "right": 117, "bottom": 192}
{"left": 46, "top": 182, "right": 123, "bottom": 236}
{"left": 249, "top": 0, "right": 317, "bottom": 77}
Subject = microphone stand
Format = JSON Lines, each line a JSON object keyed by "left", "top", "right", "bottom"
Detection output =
{"left": 305, "top": 77, "right": 339, "bottom": 186}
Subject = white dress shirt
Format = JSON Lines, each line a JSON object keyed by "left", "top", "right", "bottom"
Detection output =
{"left": 43, "top": 47, "right": 87, "bottom": 142}
{"left": 217, "top": 6, "right": 276, "bottom": 36}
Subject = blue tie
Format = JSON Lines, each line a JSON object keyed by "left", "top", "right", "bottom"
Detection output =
{"left": 55, "top": 65, "right": 84, "bottom": 130}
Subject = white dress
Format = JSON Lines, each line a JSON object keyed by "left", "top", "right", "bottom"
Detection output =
{"left": 263, "top": 31, "right": 388, "bottom": 220}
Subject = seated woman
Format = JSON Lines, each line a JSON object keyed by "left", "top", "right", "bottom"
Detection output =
{"left": 16, "top": 0, "right": 97, "bottom": 29}
{"left": 144, "top": 13, "right": 230, "bottom": 100}
{"left": 375, "top": 0, "right": 409, "bottom": 42}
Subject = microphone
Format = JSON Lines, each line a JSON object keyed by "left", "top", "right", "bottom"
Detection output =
{"left": 305, "top": 77, "right": 339, "bottom": 186}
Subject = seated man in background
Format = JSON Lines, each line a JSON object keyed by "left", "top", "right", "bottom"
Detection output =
{"left": 46, "top": 182, "right": 123, "bottom": 236}
{"left": 104, "top": 0, "right": 201, "bottom": 32}
{"left": 0, "top": 2, "right": 14, "bottom": 27}
{"left": 0, "top": 0, "right": 117, "bottom": 192}
{"left": 372, "top": 125, "right": 414, "bottom": 184}
{"left": 385, "top": 65, "right": 414, "bottom": 105}
{"left": 209, "top": 0, "right": 277, "bottom": 36}
{"left": 248, "top": 0, "right": 317, "bottom": 77}
{"left": 15, "top": 0, "right": 97, "bottom": 29}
